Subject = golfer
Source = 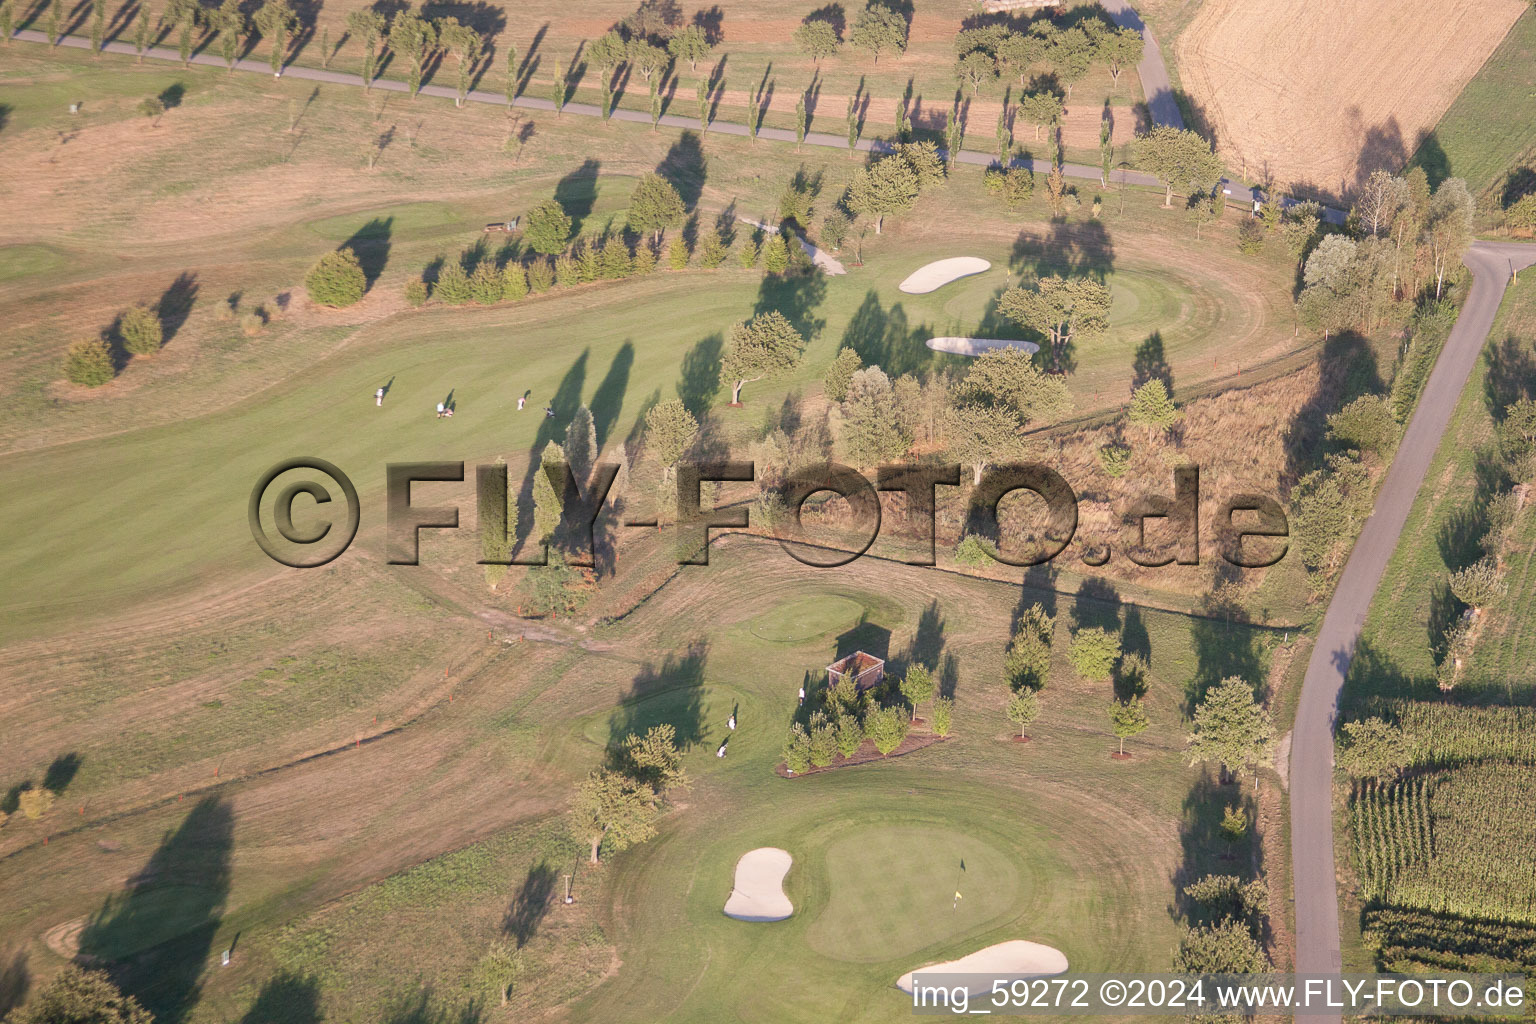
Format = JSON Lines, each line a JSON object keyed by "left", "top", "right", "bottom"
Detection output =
{"left": 376, "top": 387, "right": 385, "bottom": 407}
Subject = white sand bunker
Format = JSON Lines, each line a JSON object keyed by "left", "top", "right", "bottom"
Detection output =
{"left": 724, "top": 847, "right": 794, "bottom": 922}
{"left": 899, "top": 257, "right": 992, "bottom": 294}
{"left": 926, "top": 337, "right": 1041, "bottom": 357}
{"left": 896, "top": 940, "right": 1069, "bottom": 995}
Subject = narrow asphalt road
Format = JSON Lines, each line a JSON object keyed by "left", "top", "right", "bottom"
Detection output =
{"left": 1289, "top": 241, "right": 1536, "bottom": 1003}
{"left": 9, "top": 29, "right": 1163, "bottom": 188}
{"left": 1098, "top": 0, "right": 1184, "bottom": 130}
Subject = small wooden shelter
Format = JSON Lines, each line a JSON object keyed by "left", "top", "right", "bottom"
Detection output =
{"left": 827, "top": 651, "right": 885, "bottom": 692}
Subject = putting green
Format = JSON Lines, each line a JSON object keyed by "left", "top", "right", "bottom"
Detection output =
{"left": 746, "top": 594, "right": 869, "bottom": 643}
{"left": 806, "top": 823, "right": 1023, "bottom": 962}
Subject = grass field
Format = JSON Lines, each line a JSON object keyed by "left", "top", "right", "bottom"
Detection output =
{"left": 1342, "top": 273, "right": 1536, "bottom": 707}
{"left": 0, "top": 32, "right": 1309, "bottom": 1024}
{"left": 1411, "top": 7, "right": 1536, "bottom": 199}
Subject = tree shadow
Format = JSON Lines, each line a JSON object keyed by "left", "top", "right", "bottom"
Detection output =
{"left": 503, "top": 861, "right": 558, "bottom": 948}
{"left": 1482, "top": 334, "right": 1536, "bottom": 417}
{"left": 887, "top": 599, "right": 945, "bottom": 683}
{"left": 78, "top": 796, "right": 234, "bottom": 1023}
{"left": 805, "top": 2, "right": 844, "bottom": 36}
{"left": 42, "top": 752, "right": 82, "bottom": 794}
{"left": 1187, "top": 608, "right": 1265, "bottom": 714}
{"left": 589, "top": 341, "right": 634, "bottom": 449}
{"left": 555, "top": 158, "right": 601, "bottom": 236}
{"left": 1409, "top": 129, "right": 1451, "bottom": 190}
{"left": 341, "top": 216, "right": 393, "bottom": 289}
{"left": 658, "top": 130, "right": 707, "bottom": 212}
{"left": 606, "top": 640, "right": 709, "bottom": 749}
{"left": 237, "top": 971, "right": 322, "bottom": 1024}
{"left": 0, "top": 948, "right": 27, "bottom": 1018}
{"left": 515, "top": 350, "right": 588, "bottom": 548}
{"left": 1008, "top": 219, "right": 1115, "bottom": 282}
{"left": 1013, "top": 564, "right": 1059, "bottom": 627}
{"left": 838, "top": 290, "right": 934, "bottom": 377}
{"left": 835, "top": 616, "right": 891, "bottom": 664}
{"left": 381, "top": 989, "right": 483, "bottom": 1024}
{"left": 692, "top": 4, "right": 723, "bottom": 42}
{"left": 1282, "top": 331, "right": 1382, "bottom": 480}
{"left": 754, "top": 264, "right": 827, "bottom": 341}
{"left": 1069, "top": 577, "right": 1122, "bottom": 633}
{"left": 1131, "top": 331, "right": 1172, "bottom": 393}
{"left": 677, "top": 333, "right": 723, "bottom": 418}
{"left": 156, "top": 272, "right": 199, "bottom": 345}
{"left": 1172, "top": 773, "right": 1263, "bottom": 936}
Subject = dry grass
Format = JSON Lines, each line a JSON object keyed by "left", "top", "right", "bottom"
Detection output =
{"left": 1175, "top": 0, "right": 1527, "bottom": 198}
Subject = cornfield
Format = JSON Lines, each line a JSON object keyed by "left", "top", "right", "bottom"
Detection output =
{"left": 1351, "top": 762, "right": 1536, "bottom": 923}
{"left": 1363, "top": 906, "right": 1536, "bottom": 974}
{"left": 1387, "top": 701, "right": 1536, "bottom": 768}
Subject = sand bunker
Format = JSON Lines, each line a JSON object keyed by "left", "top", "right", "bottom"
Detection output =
{"left": 899, "top": 257, "right": 992, "bottom": 294}
{"left": 724, "top": 847, "right": 794, "bottom": 922}
{"left": 926, "top": 337, "right": 1040, "bottom": 357}
{"left": 896, "top": 940, "right": 1069, "bottom": 995}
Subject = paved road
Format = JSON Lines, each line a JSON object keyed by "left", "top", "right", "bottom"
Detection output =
{"left": 1098, "top": 0, "right": 1184, "bottom": 130}
{"left": 9, "top": 29, "right": 1162, "bottom": 189}
{"left": 1289, "top": 241, "right": 1536, "bottom": 1005}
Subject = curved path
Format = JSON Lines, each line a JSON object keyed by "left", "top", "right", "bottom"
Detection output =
{"left": 1098, "top": 0, "right": 1184, "bottom": 130}
{"left": 1290, "top": 242, "right": 1536, "bottom": 1004}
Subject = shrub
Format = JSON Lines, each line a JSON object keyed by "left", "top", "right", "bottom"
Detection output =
{"left": 526, "top": 258, "right": 554, "bottom": 293}
{"left": 1327, "top": 393, "right": 1398, "bottom": 453}
{"left": 1336, "top": 717, "right": 1410, "bottom": 779}
{"left": 953, "top": 533, "right": 994, "bottom": 567}
{"left": 17, "top": 787, "right": 53, "bottom": 819}
{"left": 434, "top": 258, "right": 472, "bottom": 304}
{"left": 1448, "top": 556, "right": 1507, "bottom": 609}
{"left": 823, "top": 347, "right": 863, "bottom": 402}
{"left": 668, "top": 236, "right": 689, "bottom": 269}
{"left": 808, "top": 712, "right": 836, "bottom": 767}
{"left": 982, "top": 165, "right": 1034, "bottom": 209}
{"left": 1220, "top": 804, "right": 1249, "bottom": 842}
{"left": 502, "top": 263, "right": 528, "bottom": 301}
{"left": 469, "top": 261, "right": 504, "bottom": 304}
{"left": 632, "top": 243, "right": 658, "bottom": 275}
{"left": 834, "top": 711, "right": 863, "bottom": 756}
{"left": 930, "top": 695, "right": 953, "bottom": 737}
{"left": 119, "top": 304, "right": 163, "bottom": 356}
{"left": 554, "top": 254, "right": 580, "bottom": 288}
{"left": 782, "top": 723, "right": 812, "bottom": 773}
{"left": 864, "top": 705, "right": 911, "bottom": 755}
{"left": 63, "top": 338, "right": 114, "bottom": 386}
{"left": 1068, "top": 627, "right": 1120, "bottom": 682}
{"left": 240, "top": 311, "right": 266, "bottom": 336}
{"left": 598, "top": 236, "right": 632, "bottom": 279}
{"left": 762, "top": 233, "right": 789, "bottom": 273}
{"left": 305, "top": 247, "right": 367, "bottom": 307}
{"left": 575, "top": 240, "right": 601, "bottom": 283}
{"left": 697, "top": 232, "right": 727, "bottom": 268}
{"left": 820, "top": 210, "right": 850, "bottom": 251}
{"left": 1237, "top": 216, "right": 1265, "bottom": 254}
{"left": 404, "top": 279, "right": 428, "bottom": 306}
{"left": 1098, "top": 440, "right": 1131, "bottom": 477}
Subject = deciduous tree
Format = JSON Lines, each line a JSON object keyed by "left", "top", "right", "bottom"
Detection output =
{"left": 347, "top": 9, "right": 386, "bottom": 88}
{"left": 945, "top": 401, "right": 1025, "bottom": 484}
{"left": 627, "top": 173, "right": 685, "bottom": 245}
{"left": 1135, "top": 125, "right": 1223, "bottom": 207}
{"left": 253, "top": 0, "right": 297, "bottom": 76}
{"left": 570, "top": 767, "right": 658, "bottom": 863}
{"left": 846, "top": 154, "right": 920, "bottom": 233}
{"left": 644, "top": 399, "right": 698, "bottom": 479}
{"left": 6, "top": 965, "right": 152, "bottom": 1024}
{"left": 667, "top": 23, "right": 710, "bottom": 70}
{"left": 388, "top": 6, "right": 437, "bottom": 98}
{"left": 1006, "top": 688, "right": 1038, "bottom": 737}
{"left": 1109, "top": 696, "right": 1149, "bottom": 755}
{"left": 436, "top": 17, "right": 482, "bottom": 107}
{"left": 1186, "top": 676, "right": 1274, "bottom": 779}
{"left": 1424, "top": 176, "right": 1475, "bottom": 300}
{"left": 849, "top": 0, "right": 906, "bottom": 63}
{"left": 1336, "top": 717, "right": 1410, "bottom": 779}
{"left": 841, "top": 365, "right": 909, "bottom": 465}
{"left": 793, "top": 17, "right": 839, "bottom": 62}
{"left": 1068, "top": 626, "right": 1120, "bottom": 681}
{"left": 722, "top": 311, "right": 806, "bottom": 403}
{"left": 996, "top": 275, "right": 1111, "bottom": 366}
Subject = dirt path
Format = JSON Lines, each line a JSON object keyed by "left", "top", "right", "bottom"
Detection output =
{"left": 1288, "top": 241, "right": 1536, "bottom": 1007}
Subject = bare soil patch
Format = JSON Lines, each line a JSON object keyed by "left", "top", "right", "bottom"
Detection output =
{"left": 1176, "top": 0, "right": 1526, "bottom": 198}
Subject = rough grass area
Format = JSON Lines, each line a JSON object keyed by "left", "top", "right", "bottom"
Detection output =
{"left": 1343, "top": 274, "right": 1536, "bottom": 707}
{"left": 1413, "top": 7, "right": 1536, "bottom": 199}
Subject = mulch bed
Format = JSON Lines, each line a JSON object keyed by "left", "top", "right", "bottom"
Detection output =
{"left": 775, "top": 733, "right": 946, "bottom": 778}
{"left": 1110, "top": 751, "right": 1133, "bottom": 760}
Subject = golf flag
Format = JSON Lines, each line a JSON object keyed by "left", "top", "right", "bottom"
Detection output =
{"left": 954, "top": 890, "right": 963, "bottom": 900}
